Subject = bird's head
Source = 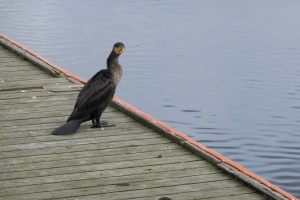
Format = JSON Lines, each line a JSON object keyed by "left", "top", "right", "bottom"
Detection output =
{"left": 113, "top": 42, "right": 125, "bottom": 54}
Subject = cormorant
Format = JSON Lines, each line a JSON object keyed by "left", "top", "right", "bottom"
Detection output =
{"left": 52, "top": 42, "right": 125, "bottom": 135}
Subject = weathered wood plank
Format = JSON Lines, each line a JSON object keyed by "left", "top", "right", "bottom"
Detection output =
{"left": 1, "top": 148, "right": 189, "bottom": 174}
{"left": 0, "top": 166, "right": 218, "bottom": 197}
{"left": 1, "top": 142, "right": 179, "bottom": 166}
{"left": 58, "top": 179, "right": 242, "bottom": 200}
{"left": 0, "top": 112, "right": 139, "bottom": 133}
{"left": 206, "top": 193, "right": 267, "bottom": 200}
{"left": 0, "top": 63, "right": 43, "bottom": 71}
{"left": 0, "top": 69, "right": 54, "bottom": 77}
{"left": 0, "top": 120, "right": 155, "bottom": 143}
{"left": 0, "top": 106, "right": 118, "bottom": 122}
{"left": 0, "top": 107, "right": 123, "bottom": 123}
{"left": 132, "top": 186, "right": 264, "bottom": 200}
{"left": 0, "top": 160, "right": 209, "bottom": 189}
{"left": 0, "top": 57, "right": 20, "bottom": 62}
{"left": 0, "top": 123, "right": 152, "bottom": 146}
{"left": 0, "top": 130, "right": 161, "bottom": 153}
{"left": 0, "top": 53, "right": 19, "bottom": 58}
{"left": 0, "top": 73, "right": 55, "bottom": 82}
{"left": 0, "top": 62, "right": 41, "bottom": 70}
{"left": 0, "top": 47, "right": 16, "bottom": 56}
{"left": 0, "top": 78, "right": 71, "bottom": 91}
{"left": 2, "top": 174, "right": 234, "bottom": 200}
{"left": 1, "top": 122, "right": 148, "bottom": 141}
{"left": 0, "top": 112, "right": 135, "bottom": 127}
{"left": 0, "top": 57, "right": 31, "bottom": 63}
{"left": 0, "top": 89, "right": 76, "bottom": 100}
{"left": 0, "top": 115, "right": 144, "bottom": 134}
{"left": 0, "top": 92, "right": 77, "bottom": 105}
{"left": 0, "top": 99, "right": 75, "bottom": 113}
{"left": 0, "top": 153, "right": 201, "bottom": 181}
{"left": 0, "top": 104, "right": 77, "bottom": 117}
{"left": 1, "top": 137, "right": 171, "bottom": 160}
{"left": 0, "top": 119, "right": 149, "bottom": 140}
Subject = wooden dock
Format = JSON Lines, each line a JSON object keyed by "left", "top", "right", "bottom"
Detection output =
{"left": 0, "top": 35, "right": 296, "bottom": 200}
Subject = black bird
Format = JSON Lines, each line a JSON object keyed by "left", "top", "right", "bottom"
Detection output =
{"left": 52, "top": 42, "right": 125, "bottom": 135}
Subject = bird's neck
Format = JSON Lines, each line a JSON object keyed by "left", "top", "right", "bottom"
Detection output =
{"left": 107, "top": 51, "right": 119, "bottom": 69}
{"left": 107, "top": 51, "right": 123, "bottom": 85}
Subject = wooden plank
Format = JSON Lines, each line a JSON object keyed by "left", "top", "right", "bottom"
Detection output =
{"left": 0, "top": 118, "right": 144, "bottom": 137}
{"left": 0, "top": 107, "right": 121, "bottom": 122}
{"left": 0, "top": 92, "right": 77, "bottom": 105}
{"left": 1, "top": 148, "right": 189, "bottom": 175}
{"left": 0, "top": 153, "right": 201, "bottom": 181}
{"left": 0, "top": 122, "right": 157, "bottom": 146}
{"left": 0, "top": 88, "right": 78, "bottom": 99}
{"left": 0, "top": 130, "right": 161, "bottom": 152}
{"left": 0, "top": 96, "right": 76, "bottom": 108}
{"left": 0, "top": 112, "right": 135, "bottom": 128}
{"left": 0, "top": 48, "right": 16, "bottom": 57}
{"left": 0, "top": 58, "right": 31, "bottom": 63}
{"left": 0, "top": 166, "right": 219, "bottom": 197}
{"left": 0, "top": 90, "right": 70, "bottom": 101}
{"left": 0, "top": 88, "right": 50, "bottom": 99}
{"left": 0, "top": 119, "right": 139, "bottom": 141}
{"left": 0, "top": 112, "right": 137, "bottom": 133}
{"left": 0, "top": 56, "right": 25, "bottom": 60}
{"left": 0, "top": 121, "right": 140, "bottom": 143}
{"left": 0, "top": 53, "right": 18, "bottom": 58}
{"left": 207, "top": 193, "right": 267, "bottom": 200}
{"left": 0, "top": 73, "right": 55, "bottom": 82}
{"left": 0, "top": 78, "right": 71, "bottom": 91}
{"left": 0, "top": 62, "right": 40, "bottom": 69}
{"left": 0, "top": 78, "right": 68, "bottom": 86}
{"left": 0, "top": 103, "right": 82, "bottom": 116}
{"left": 1, "top": 137, "right": 171, "bottom": 160}
{"left": 0, "top": 142, "right": 179, "bottom": 166}
{"left": 0, "top": 69, "right": 55, "bottom": 77}
{"left": 0, "top": 118, "right": 148, "bottom": 139}
{"left": 0, "top": 122, "right": 153, "bottom": 145}
{"left": 0, "top": 160, "right": 209, "bottom": 189}
{"left": 0, "top": 102, "right": 118, "bottom": 121}
{"left": 1, "top": 173, "right": 233, "bottom": 200}
{"left": 55, "top": 179, "right": 242, "bottom": 200}
{"left": 0, "top": 103, "right": 106, "bottom": 116}
{"left": 132, "top": 186, "right": 265, "bottom": 200}
{"left": 0, "top": 95, "right": 75, "bottom": 109}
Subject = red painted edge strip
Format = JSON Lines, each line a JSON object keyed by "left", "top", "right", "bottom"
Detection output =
{"left": 0, "top": 33, "right": 297, "bottom": 200}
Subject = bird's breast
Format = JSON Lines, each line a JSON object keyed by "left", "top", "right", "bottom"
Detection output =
{"left": 112, "top": 68, "right": 123, "bottom": 85}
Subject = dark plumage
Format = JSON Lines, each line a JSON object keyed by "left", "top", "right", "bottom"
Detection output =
{"left": 52, "top": 42, "right": 125, "bottom": 135}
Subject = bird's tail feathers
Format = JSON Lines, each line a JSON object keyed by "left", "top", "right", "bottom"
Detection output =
{"left": 52, "top": 120, "right": 81, "bottom": 135}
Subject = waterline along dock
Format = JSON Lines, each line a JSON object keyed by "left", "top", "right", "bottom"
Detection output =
{"left": 0, "top": 33, "right": 297, "bottom": 200}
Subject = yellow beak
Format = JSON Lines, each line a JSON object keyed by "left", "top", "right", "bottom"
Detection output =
{"left": 114, "top": 46, "right": 125, "bottom": 54}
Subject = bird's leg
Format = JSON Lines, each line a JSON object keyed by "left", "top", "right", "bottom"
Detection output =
{"left": 90, "top": 118, "right": 115, "bottom": 128}
{"left": 92, "top": 118, "right": 96, "bottom": 126}
{"left": 91, "top": 118, "right": 102, "bottom": 126}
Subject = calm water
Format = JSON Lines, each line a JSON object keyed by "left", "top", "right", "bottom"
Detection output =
{"left": 1, "top": 1, "right": 300, "bottom": 197}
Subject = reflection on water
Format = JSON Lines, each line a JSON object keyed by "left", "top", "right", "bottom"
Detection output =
{"left": 1, "top": 0, "right": 300, "bottom": 197}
